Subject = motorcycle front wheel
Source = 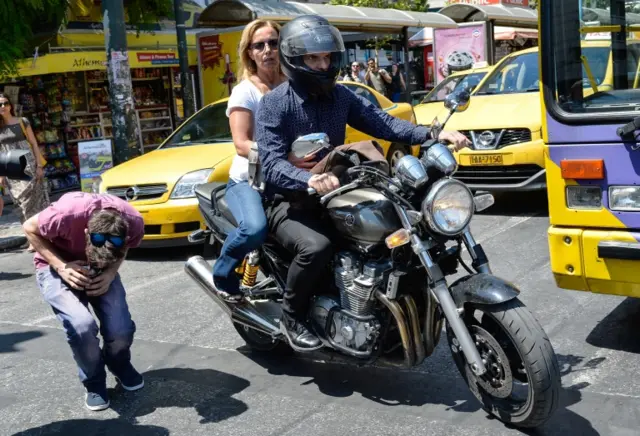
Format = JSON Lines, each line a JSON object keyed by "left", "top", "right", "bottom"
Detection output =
{"left": 446, "top": 298, "right": 560, "bottom": 429}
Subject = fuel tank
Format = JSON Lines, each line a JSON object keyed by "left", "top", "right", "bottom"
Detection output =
{"left": 326, "top": 188, "right": 401, "bottom": 244}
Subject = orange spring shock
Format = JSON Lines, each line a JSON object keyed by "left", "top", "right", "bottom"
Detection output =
{"left": 242, "top": 251, "right": 260, "bottom": 287}
{"left": 235, "top": 257, "right": 247, "bottom": 275}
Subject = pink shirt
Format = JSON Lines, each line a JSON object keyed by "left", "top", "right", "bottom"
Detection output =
{"left": 34, "top": 192, "right": 144, "bottom": 269}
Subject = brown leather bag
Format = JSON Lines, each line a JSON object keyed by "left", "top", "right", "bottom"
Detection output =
{"left": 309, "top": 140, "right": 389, "bottom": 177}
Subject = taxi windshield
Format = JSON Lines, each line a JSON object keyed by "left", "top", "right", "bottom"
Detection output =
{"left": 423, "top": 72, "right": 487, "bottom": 103}
{"left": 162, "top": 102, "right": 232, "bottom": 148}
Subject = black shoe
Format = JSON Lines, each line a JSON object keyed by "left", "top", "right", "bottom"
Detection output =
{"left": 280, "top": 314, "right": 321, "bottom": 349}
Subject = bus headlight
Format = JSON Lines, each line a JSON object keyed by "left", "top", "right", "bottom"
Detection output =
{"left": 566, "top": 186, "right": 602, "bottom": 209}
{"left": 422, "top": 179, "right": 474, "bottom": 236}
{"left": 609, "top": 186, "right": 640, "bottom": 211}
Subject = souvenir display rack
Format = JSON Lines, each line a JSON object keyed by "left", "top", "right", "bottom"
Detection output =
{"left": 2, "top": 66, "right": 180, "bottom": 194}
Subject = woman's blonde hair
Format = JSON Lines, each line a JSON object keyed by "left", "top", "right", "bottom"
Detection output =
{"left": 238, "top": 19, "right": 282, "bottom": 80}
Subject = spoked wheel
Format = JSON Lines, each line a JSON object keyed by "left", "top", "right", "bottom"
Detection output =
{"left": 446, "top": 298, "right": 560, "bottom": 428}
{"left": 233, "top": 323, "right": 292, "bottom": 355}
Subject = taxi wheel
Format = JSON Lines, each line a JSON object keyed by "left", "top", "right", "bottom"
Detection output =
{"left": 387, "top": 144, "right": 409, "bottom": 176}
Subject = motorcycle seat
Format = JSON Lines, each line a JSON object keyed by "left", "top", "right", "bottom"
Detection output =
{"left": 194, "top": 182, "right": 238, "bottom": 227}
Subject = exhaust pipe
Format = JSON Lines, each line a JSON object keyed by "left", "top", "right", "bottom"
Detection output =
{"left": 184, "top": 256, "right": 281, "bottom": 337}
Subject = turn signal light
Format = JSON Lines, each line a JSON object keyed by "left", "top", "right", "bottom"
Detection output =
{"left": 560, "top": 159, "right": 604, "bottom": 180}
{"left": 385, "top": 229, "right": 411, "bottom": 249}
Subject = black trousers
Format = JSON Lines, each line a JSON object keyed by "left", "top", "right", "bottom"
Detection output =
{"left": 265, "top": 198, "right": 333, "bottom": 319}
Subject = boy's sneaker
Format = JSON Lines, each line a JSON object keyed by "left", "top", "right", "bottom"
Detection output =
{"left": 114, "top": 363, "right": 144, "bottom": 391}
{"left": 85, "top": 386, "right": 110, "bottom": 411}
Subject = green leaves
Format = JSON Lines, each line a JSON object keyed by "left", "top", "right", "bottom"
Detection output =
{"left": 0, "top": 0, "right": 173, "bottom": 81}
{"left": 329, "top": 0, "right": 429, "bottom": 12}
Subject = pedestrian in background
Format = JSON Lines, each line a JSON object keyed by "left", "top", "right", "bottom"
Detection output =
{"left": 0, "top": 93, "right": 50, "bottom": 250}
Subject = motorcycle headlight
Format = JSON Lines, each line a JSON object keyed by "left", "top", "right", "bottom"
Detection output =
{"left": 422, "top": 179, "right": 474, "bottom": 236}
{"left": 92, "top": 176, "right": 102, "bottom": 194}
{"left": 170, "top": 169, "right": 213, "bottom": 199}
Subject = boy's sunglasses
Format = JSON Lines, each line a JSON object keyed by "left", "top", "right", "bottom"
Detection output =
{"left": 250, "top": 39, "right": 278, "bottom": 52}
{"left": 89, "top": 232, "right": 125, "bottom": 248}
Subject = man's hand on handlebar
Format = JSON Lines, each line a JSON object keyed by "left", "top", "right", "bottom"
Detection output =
{"left": 438, "top": 130, "right": 471, "bottom": 152}
{"left": 308, "top": 173, "right": 340, "bottom": 195}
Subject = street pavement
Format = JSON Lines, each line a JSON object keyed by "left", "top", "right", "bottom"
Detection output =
{"left": 1, "top": 192, "right": 639, "bottom": 436}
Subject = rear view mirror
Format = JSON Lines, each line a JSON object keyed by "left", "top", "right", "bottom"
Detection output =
{"left": 291, "top": 133, "right": 330, "bottom": 158}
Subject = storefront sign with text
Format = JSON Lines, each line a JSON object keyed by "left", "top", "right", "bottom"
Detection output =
{"left": 136, "top": 52, "right": 179, "bottom": 65}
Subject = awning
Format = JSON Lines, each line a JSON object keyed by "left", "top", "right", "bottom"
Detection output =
{"left": 582, "top": 7, "right": 640, "bottom": 26}
{"left": 196, "top": 0, "right": 458, "bottom": 33}
{"left": 409, "top": 25, "right": 537, "bottom": 47}
{"left": 437, "top": 3, "right": 538, "bottom": 28}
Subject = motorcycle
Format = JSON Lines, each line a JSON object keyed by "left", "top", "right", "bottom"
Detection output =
{"left": 184, "top": 90, "right": 560, "bottom": 429}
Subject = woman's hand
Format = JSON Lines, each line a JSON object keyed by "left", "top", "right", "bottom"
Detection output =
{"left": 35, "top": 166, "right": 44, "bottom": 180}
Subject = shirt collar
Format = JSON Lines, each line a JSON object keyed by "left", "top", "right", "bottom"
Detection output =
{"left": 290, "top": 81, "right": 309, "bottom": 105}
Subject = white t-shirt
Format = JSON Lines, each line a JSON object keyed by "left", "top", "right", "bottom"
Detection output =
{"left": 226, "top": 79, "right": 264, "bottom": 183}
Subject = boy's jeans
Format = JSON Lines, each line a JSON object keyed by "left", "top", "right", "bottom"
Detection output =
{"left": 36, "top": 266, "right": 136, "bottom": 390}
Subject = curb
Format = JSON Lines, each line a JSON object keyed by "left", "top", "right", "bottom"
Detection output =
{"left": 0, "top": 235, "right": 27, "bottom": 251}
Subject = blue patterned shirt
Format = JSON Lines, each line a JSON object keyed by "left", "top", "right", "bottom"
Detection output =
{"left": 255, "top": 81, "right": 431, "bottom": 195}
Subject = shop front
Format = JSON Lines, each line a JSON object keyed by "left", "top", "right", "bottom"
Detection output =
{"left": 1, "top": 48, "right": 198, "bottom": 196}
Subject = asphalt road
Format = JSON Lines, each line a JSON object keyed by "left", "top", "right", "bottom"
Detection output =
{"left": 1, "top": 192, "right": 639, "bottom": 436}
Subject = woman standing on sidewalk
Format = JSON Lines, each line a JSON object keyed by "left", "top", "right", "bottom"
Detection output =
{"left": 0, "top": 93, "right": 50, "bottom": 249}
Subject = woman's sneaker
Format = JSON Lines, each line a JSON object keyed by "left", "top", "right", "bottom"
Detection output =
{"left": 114, "top": 363, "right": 144, "bottom": 391}
{"left": 85, "top": 387, "right": 110, "bottom": 411}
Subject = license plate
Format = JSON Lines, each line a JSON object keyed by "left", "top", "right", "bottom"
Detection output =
{"left": 469, "top": 154, "right": 503, "bottom": 166}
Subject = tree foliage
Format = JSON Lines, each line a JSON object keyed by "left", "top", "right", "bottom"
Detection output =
{"left": 330, "top": 0, "right": 429, "bottom": 12}
{"left": 0, "top": 0, "right": 173, "bottom": 81}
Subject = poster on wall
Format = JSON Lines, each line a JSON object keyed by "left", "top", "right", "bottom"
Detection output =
{"left": 433, "top": 23, "right": 487, "bottom": 84}
{"left": 78, "top": 139, "right": 114, "bottom": 193}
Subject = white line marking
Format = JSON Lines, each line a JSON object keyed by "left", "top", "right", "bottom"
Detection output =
{"left": 476, "top": 213, "right": 541, "bottom": 245}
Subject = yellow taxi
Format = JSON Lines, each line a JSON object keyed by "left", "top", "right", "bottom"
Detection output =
{"left": 95, "top": 82, "right": 418, "bottom": 247}
{"left": 413, "top": 64, "right": 493, "bottom": 123}
{"left": 414, "top": 43, "right": 613, "bottom": 192}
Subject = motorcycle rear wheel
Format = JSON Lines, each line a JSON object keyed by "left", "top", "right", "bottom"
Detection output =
{"left": 233, "top": 323, "right": 292, "bottom": 355}
{"left": 446, "top": 298, "right": 560, "bottom": 428}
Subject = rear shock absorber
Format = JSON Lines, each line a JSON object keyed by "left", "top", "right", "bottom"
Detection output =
{"left": 242, "top": 250, "right": 260, "bottom": 287}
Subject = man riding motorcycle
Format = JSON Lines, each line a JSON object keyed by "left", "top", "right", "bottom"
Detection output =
{"left": 254, "top": 15, "right": 471, "bottom": 349}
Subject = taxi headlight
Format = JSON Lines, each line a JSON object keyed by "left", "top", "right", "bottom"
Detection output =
{"left": 422, "top": 179, "right": 474, "bottom": 236}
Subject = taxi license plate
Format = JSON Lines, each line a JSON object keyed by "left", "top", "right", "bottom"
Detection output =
{"left": 469, "top": 155, "right": 503, "bottom": 166}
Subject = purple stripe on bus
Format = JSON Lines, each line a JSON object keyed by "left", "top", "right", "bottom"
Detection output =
{"left": 546, "top": 113, "right": 624, "bottom": 144}
{"left": 549, "top": 142, "right": 640, "bottom": 231}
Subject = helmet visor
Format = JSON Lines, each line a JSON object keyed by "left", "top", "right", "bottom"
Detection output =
{"left": 281, "top": 24, "right": 345, "bottom": 57}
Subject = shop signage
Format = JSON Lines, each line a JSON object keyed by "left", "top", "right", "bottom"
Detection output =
{"left": 72, "top": 56, "right": 106, "bottom": 69}
{"left": 446, "top": 0, "right": 529, "bottom": 7}
{"left": 136, "top": 52, "right": 179, "bottom": 65}
{"left": 199, "top": 35, "right": 224, "bottom": 70}
{"left": 77, "top": 139, "right": 114, "bottom": 193}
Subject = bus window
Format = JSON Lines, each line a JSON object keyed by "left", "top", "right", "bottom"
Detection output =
{"left": 544, "top": 0, "right": 640, "bottom": 116}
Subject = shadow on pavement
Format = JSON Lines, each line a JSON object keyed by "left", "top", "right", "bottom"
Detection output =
{"left": 0, "top": 330, "right": 44, "bottom": 353}
{"left": 586, "top": 297, "right": 640, "bottom": 354}
{"left": 11, "top": 419, "right": 169, "bottom": 436}
{"left": 476, "top": 191, "right": 549, "bottom": 218}
{"left": 109, "top": 367, "right": 251, "bottom": 424}
{"left": 0, "top": 272, "right": 32, "bottom": 281}
{"left": 245, "top": 350, "right": 600, "bottom": 435}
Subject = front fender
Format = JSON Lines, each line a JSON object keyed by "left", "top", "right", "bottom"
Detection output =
{"left": 448, "top": 273, "right": 520, "bottom": 308}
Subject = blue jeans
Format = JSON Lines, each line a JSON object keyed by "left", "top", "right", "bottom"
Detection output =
{"left": 212, "top": 179, "right": 268, "bottom": 294}
{"left": 36, "top": 266, "right": 136, "bottom": 390}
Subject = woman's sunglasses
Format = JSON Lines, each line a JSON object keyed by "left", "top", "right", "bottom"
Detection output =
{"left": 250, "top": 39, "right": 278, "bottom": 52}
{"left": 0, "top": 102, "right": 10, "bottom": 108}
{"left": 90, "top": 232, "right": 125, "bottom": 248}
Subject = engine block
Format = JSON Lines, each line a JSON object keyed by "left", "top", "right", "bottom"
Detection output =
{"left": 334, "top": 252, "right": 389, "bottom": 317}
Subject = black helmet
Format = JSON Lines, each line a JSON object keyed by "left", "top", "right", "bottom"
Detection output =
{"left": 279, "top": 15, "right": 345, "bottom": 97}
